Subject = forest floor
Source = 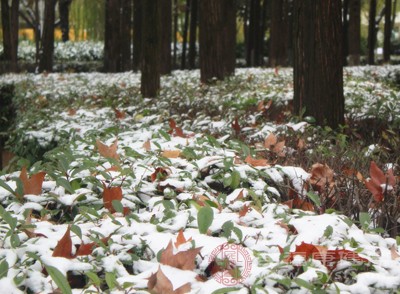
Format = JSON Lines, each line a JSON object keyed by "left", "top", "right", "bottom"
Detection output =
{"left": 0, "top": 66, "right": 400, "bottom": 293}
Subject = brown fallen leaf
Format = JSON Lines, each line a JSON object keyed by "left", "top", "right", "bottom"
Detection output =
{"left": 238, "top": 204, "right": 250, "bottom": 217}
{"left": 19, "top": 166, "right": 46, "bottom": 196}
{"left": 143, "top": 140, "right": 151, "bottom": 151}
{"left": 162, "top": 150, "right": 181, "bottom": 158}
{"left": 102, "top": 183, "right": 123, "bottom": 213}
{"left": 244, "top": 155, "right": 269, "bottom": 167}
{"left": 160, "top": 241, "right": 202, "bottom": 271}
{"left": 96, "top": 139, "right": 119, "bottom": 160}
{"left": 148, "top": 266, "right": 191, "bottom": 294}
{"left": 390, "top": 244, "right": 400, "bottom": 260}
{"left": 174, "top": 230, "right": 192, "bottom": 248}
{"left": 53, "top": 226, "right": 74, "bottom": 259}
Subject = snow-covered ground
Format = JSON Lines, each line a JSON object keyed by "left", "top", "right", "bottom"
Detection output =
{"left": 0, "top": 66, "right": 399, "bottom": 293}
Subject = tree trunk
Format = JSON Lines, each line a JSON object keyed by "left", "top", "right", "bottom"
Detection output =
{"left": 342, "top": 0, "right": 349, "bottom": 65}
{"left": 58, "top": 0, "right": 71, "bottom": 42}
{"left": 348, "top": 0, "right": 361, "bottom": 65}
{"left": 39, "top": 0, "right": 56, "bottom": 72}
{"left": 383, "top": 0, "right": 392, "bottom": 62}
{"left": 104, "top": 0, "right": 132, "bottom": 72}
{"left": 173, "top": 0, "right": 178, "bottom": 68}
{"left": 160, "top": 0, "right": 172, "bottom": 74}
{"left": 199, "top": 0, "right": 236, "bottom": 83}
{"left": 188, "top": 0, "right": 198, "bottom": 69}
{"left": 246, "top": 0, "right": 262, "bottom": 66}
{"left": 368, "top": 0, "right": 377, "bottom": 65}
{"left": 133, "top": 0, "right": 143, "bottom": 71}
{"left": 293, "top": 0, "right": 344, "bottom": 129}
{"left": 141, "top": 0, "right": 161, "bottom": 97}
{"left": 1, "top": 0, "right": 19, "bottom": 72}
{"left": 181, "top": 0, "right": 190, "bottom": 69}
{"left": 269, "top": 0, "right": 289, "bottom": 67}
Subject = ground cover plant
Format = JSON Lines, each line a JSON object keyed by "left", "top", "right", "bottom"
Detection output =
{"left": 0, "top": 66, "right": 399, "bottom": 293}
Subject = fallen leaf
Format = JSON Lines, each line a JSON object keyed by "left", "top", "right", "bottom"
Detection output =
{"left": 76, "top": 237, "right": 110, "bottom": 256}
{"left": 390, "top": 245, "right": 400, "bottom": 260}
{"left": 245, "top": 155, "right": 269, "bottom": 167}
{"left": 174, "top": 230, "right": 192, "bottom": 248}
{"left": 114, "top": 108, "right": 126, "bottom": 119}
{"left": 151, "top": 167, "right": 172, "bottom": 182}
{"left": 143, "top": 140, "right": 151, "bottom": 151}
{"left": 168, "top": 119, "right": 191, "bottom": 138}
{"left": 283, "top": 198, "right": 315, "bottom": 212}
{"left": 68, "top": 108, "right": 77, "bottom": 116}
{"left": 96, "top": 139, "right": 119, "bottom": 160}
{"left": 148, "top": 267, "right": 191, "bottom": 294}
{"left": 310, "top": 163, "right": 335, "bottom": 201}
{"left": 231, "top": 117, "right": 241, "bottom": 135}
{"left": 19, "top": 166, "right": 46, "bottom": 196}
{"left": 238, "top": 204, "right": 250, "bottom": 217}
{"left": 160, "top": 241, "right": 202, "bottom": 271}
{"left": 102, "top": 183, "right": 122, "bottom": 213}
{"left": 162, "top": 150, "right": 181, "bottom": 158}
{"left": 264, "top": 133, "right": 278, "bottom": 149}
{"left": 52, "top": 226, "right": 74, "bottom": 259}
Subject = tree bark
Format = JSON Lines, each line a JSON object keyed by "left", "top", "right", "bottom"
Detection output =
{"left": 383, "top": 0, "right": 392, "bottom": 62}
{"left": 58, "top": 0, "right": 71, "bottom": 42}
{"left": 160, "top": 0, "right": 172, "bottom": 74}
{"left": 39, "top": 0, "right": 56, "bottom": 72}
{"left": 141, "top": 0, "right": 161, "bottom": 97}
{"left": 181, "top": 0, "right": 190, "bottom": 69}
{"left": 348, "top": 0, "right": 361, "bottom": 65}
{"left": 269, "top": 0, "right": 289, "bottom": 67}
{"left": 342, "top": 0, "right": 349, "bottom": 65}
{"left": 247, "top": 0, "right": 262, "bottom": 66}
{"left": 133, "top": 0, "right": 143, "bottom": 71}
{"left": 368, "top": 0, "right": 377, "bottom": 65}
{"left": 1, "top": 0, "right": 19, "bottom": 72}
{"left": 188, "top": 0, "right": 198, "bottom": 69}
{"left": 293, "top": 0, "right": 344, "bottom": 129}
{"left": 120, "top": 0, "right": 133, "bottom": 71}
{"left": 199, "top": 0, "right": 236, "bottom": 83}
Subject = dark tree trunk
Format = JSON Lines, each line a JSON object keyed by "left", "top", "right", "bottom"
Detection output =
{"left": 348, "top": 0, "right": 361, "bottom": 65}
{"left": 141, "top": 0, "right": 161, "bottom": 97}
{"left": 39, "top": 0, "right": 56, "bottom": 72}
{"left": 199, "top": 0, "right": 236, "bottom": 83}
{"left": 133, "top": 0, "right": 143, "bottom": 71}
{"left": 173, "top": 0, "right": 178, "bottom": 68}
{"left": 383, "top": 0, "right": 392, "bottom": 62}
{"left": 368, "top": 0, "right": 377, "bottom": 65}
{"left": 269, "top": 0, "right": 289, "bottom": 67}
{"left": 104, "top": 0, "right": 132, "bottom": 72}
{"left": 246, "top": 0, "right": 262, "bottom": 66}
{"left": 120, "top": 0, "right": 133, "bottom": 71}
{"left": 188, "top": 0, "right": 198, "bottom": 69}
{"left": 160, "top": 0, "right": 172, "bottom": 74}
{"left": 342, "top": 0, "right": 349, "bottom": 65}
{"left": 293, "top": 0, "right": 344, "bottom": 129}
{"left": 1, "top": 0, "right": 19, "bottom": 72}
{"left": 181, "top": 0, "right": 190, "bottom": 69}
{"left": 58, "top": 0, "right": 72, "bottom": 42}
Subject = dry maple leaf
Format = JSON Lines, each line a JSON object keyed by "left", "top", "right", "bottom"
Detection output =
{"left": 365, "top": 161, "right": 396, "bottom": 203}
{"left": 174, "top": 230, "right": 192, "bottom": 248}
{"left": 76, "top": 237, "right": 110, "bottom": 256}
{"left": 19, "top": 166, "right": 46, "bottom": 196}
{"left": 151, "top": 167, "right": 172, "bottom": 182}
{"left": 283, "top": 198, "right": 315, "bottom": 212}
{"left": 390, "top": 245, "right": 400, "bottom": 260}
{"left": 114, "top": 108, "right": 126, "bottom": 119}
{"left": 264, "top": 133, "right": 286, "bottom": 156}
{"left": 148, "top": 266, "right": 191, "bottom": 294}
{"left": 143, "top": 140, "right": 151, "bottom": 151}
{"left": 96, "top": 139, "right": 119, "bottom": 160}
{"left": 102, "top": 183, "right": 123, "bottom": 213}
{"left": 52, "top": 226, "right": 74, "bottom": 259}
{"left": 244, "top": 155, "right": 269, "bottom": 167}
{"left": 231, "top": 117, "right": 241, "bottom": 136}
{"left": 168, "top": 119, "right": 191, "bottom": 138}
{"left": 161, "top": 150, "right": 181, "bottom": 158}
{"left": 238, "top": 204, "right": 250, "bottom": 217}
{"left": 309, "top": 163, "right": 335, "bottom": 203}
{"left": 160, "top": 241, "right": 202, "bottom": 271}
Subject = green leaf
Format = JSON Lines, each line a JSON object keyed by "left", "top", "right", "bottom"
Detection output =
{"left": 70, "top": 224, "right": 82, "bottom": 240}
{"left": 159, "top": 130, "right": 171, "bottom": 141}
{"left": 323, "top": 225, "right": 333, "bottom": 238}
{"left": 230, "top": 170, "right": 241, "bottom": 189}
{"left": 56, "top": 178, "right": 75, "bottom": 194}
{"left": 359, "top": 212, "right": 371, "bottom": 229}
{"left": 0, "top": 260, "right": 9, "bottom": 279}
{"left": 198, "top": 205, "right": 214, "bottom": 234}
{"left": 211, "top": 287, "right": 241, "bottom": 294}
{"left": 105, "top": 271, "right": 117, "bottom": 290}
{"left": 293, "top": 278, "right": 313, "bottom": 290}
{"left": 44, "top": 265, "right": 72, "bottom": 294}
{"left": 112, "top": 200, "right": 124, "bottom": 213}
{"left": 0, "top": 206, "right": 17, "bottom": 230}
{"left": 306, "top": 191, "right": 321, "bottom": 207}
{"left": 0, "top": 178, "right": 15, "bottom": 195}
{"left": 86, "top": 271, "right": 101, "bottom": 287}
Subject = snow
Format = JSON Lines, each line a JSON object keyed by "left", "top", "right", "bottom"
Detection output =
{"left": 0, "top": 65, "right": 399, "bottom": 293}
